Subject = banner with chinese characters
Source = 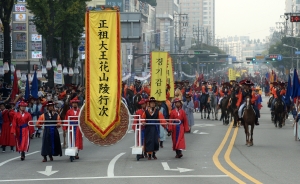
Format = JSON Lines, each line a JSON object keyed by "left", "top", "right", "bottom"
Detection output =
{"left": 228, "top": 68, "right": 236, "bottom": 81}
{"left": 85, "top": 10, "right": 121, "bottom": 139}
{"left": 150, "top": 51, "right": 168, "bottom": 101}
{"left": 167, "top": 56, "right": 174, "bottom": 98}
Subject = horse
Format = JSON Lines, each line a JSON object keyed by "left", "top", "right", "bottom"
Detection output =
{"left": 133, "top": 93, "right": 143, "bottom": 112}
{"left": 242, "top": 96, "right": 255, "bottom": 147}
{"left": 209, "top": 92, "right": 218, "bottom": 120}
{"left": 273, "top": 89, "right": 285, "bottom": 128}
{"left": 59, "top": 94, "right": 71, "bottom": 149}
{"left": 220, "top": 96, "right": 230, "bottom": 125}
{"left": 125, "top": 88, "right": 135, "bottom": 115}
{"left": 229, "top": 87, "right": 239, "bottom": 128}
{"left": 199, "top": 93, "right": 209, "bottom": 119}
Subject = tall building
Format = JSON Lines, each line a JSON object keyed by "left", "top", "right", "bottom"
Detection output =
{"left": 284, "top": 0, "right": 300, "bottom": 36}
{"left": 155, "top": 0, "right": 179, "bottom": 53}
{"left": 179, "top": 0, "right": 215, "bottom": 49}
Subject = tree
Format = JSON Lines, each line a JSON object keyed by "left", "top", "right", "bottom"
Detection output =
{"left": 26, "top": 0, "right": 88, "bottom": 86}
{"left": 0, "top": 0, "right": 15, "bottom": 85}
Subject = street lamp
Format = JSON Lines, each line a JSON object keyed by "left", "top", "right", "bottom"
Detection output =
{"left": 283, "top": 44, "right": 299, "bottom": 72}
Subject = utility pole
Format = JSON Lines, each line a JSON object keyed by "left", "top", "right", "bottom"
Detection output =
{"left": 174, "top": 12, "right": 188, "bottom": 80}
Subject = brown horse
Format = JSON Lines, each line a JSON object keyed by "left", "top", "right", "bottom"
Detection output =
{"left": 220, "top": 96, "right": 230, "bottom": 125}
{"left": 59, "top": 94, "right": 71, "bottom": 148}
{"left": 242, "top": 96, "right": 255, "bottom": 147}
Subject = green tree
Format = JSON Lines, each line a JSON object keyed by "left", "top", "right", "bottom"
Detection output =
{"left": 26, "top": 0, "right": 88, "bottom": 86}
{"left": 0, "top": 0, "right": 15, "bottom": 85}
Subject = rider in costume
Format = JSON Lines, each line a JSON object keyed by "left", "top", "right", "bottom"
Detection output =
{"left": 237, "top": 80, "right": 259, "bottom": 125}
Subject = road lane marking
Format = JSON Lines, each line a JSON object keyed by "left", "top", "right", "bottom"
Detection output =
{"left": 212, "top": 122, "right": 246, "bottom": 184}
{"left": 0, "top": 175, "right": 229, "bottom": 182}
{"left": 107, "top": 152, "right": 126, "bottom": 177}
{"left": 225, "top": 124, "right": 263, "bottom": 184}
{"left": 0, "top": 151, "right": 40, "bottom": 167}
{"left": 193, "top": 130, "right": 199, "bottom": 134}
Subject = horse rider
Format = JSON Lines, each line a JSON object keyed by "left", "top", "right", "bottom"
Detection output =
{"left": 218, "top": 82, "right": 231, "bottom": 108}
{"left": 237, "top": 80, "right": 260, "bottom": 126}
{"left": 271, "top": 81, "right": 286, "bottom": 112}
{"left": 182, "top": 80, "right": 191, "bottom": 102}
{"left": 135, "top": 80, "right": 142, "bottom": 94}
{"left": 254, "top": 87, "right": 263, "bottom": 120}
{"left": 210, "top": 81, "right": 218, "bottom": 96}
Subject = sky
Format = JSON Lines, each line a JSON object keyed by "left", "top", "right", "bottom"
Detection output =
{"left": 215, "top": 0, "right": 286, "bottom": 40}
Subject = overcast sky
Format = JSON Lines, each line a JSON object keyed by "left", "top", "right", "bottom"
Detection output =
{"left": 215, "top": 0, "right": 286, "bottom": 40}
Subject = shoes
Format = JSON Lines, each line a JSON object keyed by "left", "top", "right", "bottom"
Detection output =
{"left": 42, "top": 159, "right": 47, "bottom": 162}
{"left": 255, "top": 121, "right": 260, "bottom": 126}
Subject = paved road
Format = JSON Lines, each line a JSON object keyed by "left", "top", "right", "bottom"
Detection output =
{"left": 0, "top": 96, "right": 299, "bottom": 184}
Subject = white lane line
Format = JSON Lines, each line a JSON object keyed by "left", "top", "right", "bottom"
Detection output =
{"left": 193, "top": 130, "right": 199, "bottom": 134}
{"left": 127, "top": 130, "right": 134, "bottom": 133}
{"left": 0, "top": 175, "right": 229, "bottom": 182}
{"left": 0, "top": 151, "right": 40, "bottom": 167}
{"left": 107, "top": 152, "right": 126, "bottom": 177}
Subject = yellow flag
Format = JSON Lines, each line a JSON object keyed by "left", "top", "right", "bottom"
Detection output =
{"left": 85, "top": 10, "right": 122, "bottom": 139}
{"left": 167, "top": 56, "right": 175, "bottom": 98}
{"left": 150, "top": 51, "right": 168, "bottom": 101}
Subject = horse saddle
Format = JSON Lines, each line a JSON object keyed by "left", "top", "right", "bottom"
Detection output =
{"left": 268, "top": 97, "right": 273, "bottom": 108}
{"left": 242, "top": 105, "right": 256, "bottom": 117}
{"left": 274, "top": 99, "right": 285, "bottom": 107}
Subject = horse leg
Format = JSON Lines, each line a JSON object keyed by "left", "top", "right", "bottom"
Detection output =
{"left": 250, "top": 124, "right": 254, "bottom": 146}
{"left": 215, "top": 108, "right": 218, "bottom": 120}
{"left": 244, "top": 124, "right": 248, "bottom": 145}
{"left": 204, "top": 108, "right": 206, "bottom": 119}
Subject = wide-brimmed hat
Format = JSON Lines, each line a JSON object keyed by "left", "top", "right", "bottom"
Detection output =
{"left": 173, "top": 98, "right": 182, "bottom": 103}
{"left": 279, "top": 81, "right": 285, "bottom": 86}
{"left": 202, "top": 81, "right": 207, "bottom": 84}
{"left": 244, "top": 80, "right": 254, "bottom": 86}
{"left": 138, "top": 99, "right": 146, "bottom": 105}
{"left": 19, "top": 101, "right": 28, "bottom": 107}
{"left": 148, "top": 97, "right": 156, "bottom": 103}
{"left": 70, "top": 96, "right": 80, "bottom": 103}
{"left": 46, "top": 101, "right": 55, "bottom": 106}
{"left": 271, "top": 81, "right": 278, "bottom": 85}
{"left": 183, "top": 80, "right": 189, "bottom": 84}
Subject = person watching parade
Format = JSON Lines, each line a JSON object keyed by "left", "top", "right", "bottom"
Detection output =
{"left": 169, "top": 98, "right": 190, "bottom": 158}
{"left": 141, "top": 97, "right": 167, "bottom": 160}
{"left": 11, "top": 101, "right": 34, "bottom": 161}
{"left": 37, "top": 101, "right": 62, "bottom": 162}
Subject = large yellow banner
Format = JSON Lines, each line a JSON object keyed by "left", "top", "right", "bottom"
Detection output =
{"left": 228, "top": 68, "right": 236, "bottom": 81}
{"left": 150, "top": 51, "right": 168, "bottom": 101}
{"left": 85, "top": 10, "right": 121, "bottom": 139}
{"left": 167, "top": 56, "right": 174, "bottom": 98}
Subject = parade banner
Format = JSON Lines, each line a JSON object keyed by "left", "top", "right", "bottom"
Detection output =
{"left": 228, "top": 68, "right": 236, "bottom": 81}
{"left": 150, "top": 51, "right": 168, "bottom": 101}
{"left": 167, "top": 56, "right": 174, "bottom": 97}
{"left": 85, "top": 10, "right": 121, "bottom": 139}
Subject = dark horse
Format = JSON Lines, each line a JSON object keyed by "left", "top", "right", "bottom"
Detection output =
{"left": 59, "top": 94, "right": 71, "bottom": 149}
{"left": 273, "top": 89, "right": 285, "bottom": 128}
{"left": 126, "top": 88, "right": 135, "bottom": 115}
{"left": 229, "top": 87, "right": 239, "bottom": 128}
{"left": 220, "top": 96, "right": 230, "bottom": 125}
{"left": 133, "top": 93, "right": 143, "bottom": 112}
{"left": 242, "top": 96, "right": 255, "bottom": 147}
{"left": 199, "top": 93, "right": 210, "bottom": 119}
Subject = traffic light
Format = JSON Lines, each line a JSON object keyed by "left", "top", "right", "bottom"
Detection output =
{"left": 265, "top": 57, "right": 276, "bottom": 61}
{"left": 246, "top": 57, "right": 255, "bottom": 64}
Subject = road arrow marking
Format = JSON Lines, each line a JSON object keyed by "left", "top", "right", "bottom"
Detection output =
{"left": 162, "top": 162, "right": 194, "bottom": 173}
{"left": 193, "top": 130, "right": 199, "bottom": 134}
{"left": 37, "top": 166, "right": 58, "bottom": 176}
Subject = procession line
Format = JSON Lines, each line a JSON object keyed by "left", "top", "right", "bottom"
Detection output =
{"left": 212, "top": 122, "right": 246, "bottom": 184}
{"left": 225, "top": 125, "right": 263, "bottom": 184}
{"left": 107, "top": 152, "right": 126, "bottom": 177}
{"left": 0, "top": 151, "right": 40, "bottom": 167}
{"left": 0, "top": 175, "right": 229, "bottom": 182}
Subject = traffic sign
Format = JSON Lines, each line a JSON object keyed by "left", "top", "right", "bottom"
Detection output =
{"left": 128, "top": 55, "right": 133, "bottom": 60}
{"left": 277, "top": 54, "right": 282, "bottom": 61}
{"left": 79, "top": 46, "right": 85, "bottom": 51}
{"left": 255, "top": 55, "right": 264, "bottom": 60}
{"left": 295, "top": 51, "right": 300, "bottom": 55}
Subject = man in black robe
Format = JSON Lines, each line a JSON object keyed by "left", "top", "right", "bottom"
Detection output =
{"left": 37, "top": 101, "right": 62, "bottom": 162}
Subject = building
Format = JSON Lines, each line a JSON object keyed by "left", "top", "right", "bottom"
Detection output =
{"left": 284, "top": 0, "right": 300, "bottom": 36}
{"left": 179, "top": 0, "right": 215, "bottom": 49}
